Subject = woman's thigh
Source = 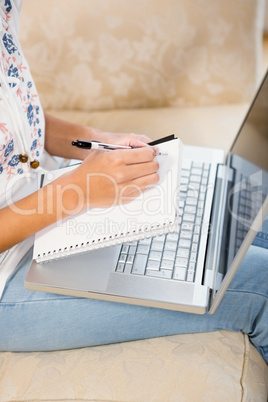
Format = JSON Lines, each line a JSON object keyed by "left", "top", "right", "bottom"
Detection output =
{"left": 0, "top": 245, "right": 267, "bottom": 363}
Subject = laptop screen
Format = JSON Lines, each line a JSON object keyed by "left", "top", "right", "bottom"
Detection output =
{"left": 230, "top": 70, "right": 268, "bottom": 171}
{"left": 224, "top": 70, "right": 268, "bottom": 271}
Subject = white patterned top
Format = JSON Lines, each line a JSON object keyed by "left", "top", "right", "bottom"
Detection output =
{"left": 0, "top": 0, "right": 45, "bottom": 207}
{"left": 0, "top": 0, "right": 46, "bottom": 297}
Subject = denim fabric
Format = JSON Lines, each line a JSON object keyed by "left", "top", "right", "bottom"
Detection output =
{"left": 0, "top": 243, "right": 267, "bottom": 363}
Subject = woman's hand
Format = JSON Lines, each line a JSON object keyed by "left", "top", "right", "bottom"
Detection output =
{"left": 59, "top": 146, "right": 159, "bottom": 212}
{"left": 88, "top": 127, "right": 152, "bottom": 148}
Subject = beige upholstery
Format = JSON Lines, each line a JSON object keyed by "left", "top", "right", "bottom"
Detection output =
{"left": 20, "top": 0, "right": 263, "bottom": 112}
{"left": 1, "top": 1, "right": 267, "bottom": 401}
{"left": 0, "top": 331, "right": 267, "bottom": 401}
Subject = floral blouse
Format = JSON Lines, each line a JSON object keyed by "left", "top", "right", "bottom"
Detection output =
{"left": 0, "top": 0, "right": 46, "bottom": 295}
{"left": 0, "top": 0, "right": 45, "bottom": 207}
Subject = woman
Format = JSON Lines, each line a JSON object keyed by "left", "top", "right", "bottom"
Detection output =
{"left": 0, "top": 0, "right": 267, "bottom": 363}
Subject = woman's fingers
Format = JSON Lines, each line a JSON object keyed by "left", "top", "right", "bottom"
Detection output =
{"left": 105, "top": 148, "right": 159, "bottom": 183}
{"left": 120, "top": 160, "right": 160, "bottom": 182}
{"left": 127, "top": 132, "right": 152, "bottom": 147}
{"left": 118, "top": 172, "right": 160, "bottom": 203}
{"left": 73, "top": 146, "right": 160, "bottom": 208}
{"left": 114, "top": 146, "right": 156, "bottom": 165}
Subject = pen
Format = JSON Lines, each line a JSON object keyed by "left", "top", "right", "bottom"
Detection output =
{"left": 72, "top": 140, "right": 135, "bottom": 151}
{"left": 71, "top": 140, "right": 167, "bottom": 155}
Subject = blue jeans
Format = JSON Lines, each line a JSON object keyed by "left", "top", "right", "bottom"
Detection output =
{"left": 0, "top": 244, "right": 267, "bottom": 363}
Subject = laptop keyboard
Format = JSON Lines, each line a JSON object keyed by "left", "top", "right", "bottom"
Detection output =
{"left": 115, "top": 160, "right": 211, "bottom": 282}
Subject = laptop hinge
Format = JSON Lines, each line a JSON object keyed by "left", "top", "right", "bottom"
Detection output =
{"left": 203, "top": 165, "right": 234, "bottom": 291}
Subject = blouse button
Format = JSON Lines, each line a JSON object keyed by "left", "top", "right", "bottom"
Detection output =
{"left": 30, "top": 160, "right": 40, "bottom": 169}
{"left": 19, "top": 153, "right": 28, "bottom": 163}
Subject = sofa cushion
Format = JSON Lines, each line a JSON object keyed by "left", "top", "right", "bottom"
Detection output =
{"left": 20, "top": 0, "right": 264, "bottom": 111}
{"left": 0, "top": 331, "right": 267, "bottom": 401}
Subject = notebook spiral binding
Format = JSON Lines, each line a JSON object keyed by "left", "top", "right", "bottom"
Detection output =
{"left": 35, "top": 219, "right": 178, "bottom": 264}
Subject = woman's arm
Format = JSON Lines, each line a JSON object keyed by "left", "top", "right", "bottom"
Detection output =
{"left": 0, "top": 114, "right": 159, "bottom": 253}
{"left": 0, "top": 145, "right": 159, "bottom": 253}
{"left": 44, "top": 113, "right": 152, "bottom": 160}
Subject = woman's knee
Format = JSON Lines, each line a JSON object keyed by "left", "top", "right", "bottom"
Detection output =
{"left": 228, "top": 245, "right": 268, "bottom": 296}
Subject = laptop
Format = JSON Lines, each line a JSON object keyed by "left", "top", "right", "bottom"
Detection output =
{"left": 25, "top": 70, "right": 268, "bottom": 314}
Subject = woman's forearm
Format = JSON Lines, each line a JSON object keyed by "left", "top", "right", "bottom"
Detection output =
{"left": 0, "top": 172, "right": 81, "bottom": 253}
{"left": 44, "top": 113, "right": 152, "bottom": 160}
{"left": 44, "top": 113, "right": 94, "bottom": 160}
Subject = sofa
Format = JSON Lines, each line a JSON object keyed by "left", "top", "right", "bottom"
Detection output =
{"left": 0, "top": 0, "right": 267, "bottom": 401}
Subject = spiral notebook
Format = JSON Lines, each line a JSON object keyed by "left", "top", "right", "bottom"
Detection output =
{"left": 33, "top": 136, "right": 182, "bottom": 263}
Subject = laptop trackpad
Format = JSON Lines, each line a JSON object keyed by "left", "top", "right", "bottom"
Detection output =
{"left": 27, "top": 246, "right": 121, "bottom": 292}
